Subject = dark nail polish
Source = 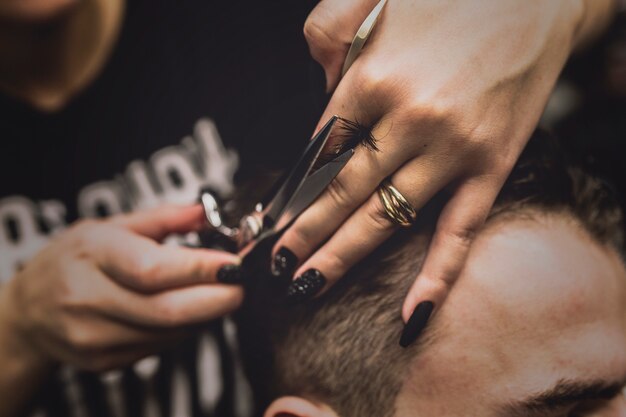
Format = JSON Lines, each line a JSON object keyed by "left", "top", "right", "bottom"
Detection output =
{"left": 217, "top": 264, "right": 243, "bottom": 284}
{"left": 286, "top": 269, "right": 326, "bottom": 303}
{"left": 399, "top": 301, "right": 434, "bottom": 348}
{"left": 271, "top": 247, "right": 298, "bottom": 277}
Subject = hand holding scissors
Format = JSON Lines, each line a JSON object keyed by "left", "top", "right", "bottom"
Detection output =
{"left": 273, "top": 0, "right": 616, "bottom": 347}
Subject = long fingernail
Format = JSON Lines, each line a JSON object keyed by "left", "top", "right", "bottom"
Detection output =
{"left": 217, "top": 264, "right": 243, "bottom": 284}
{"left": 399, "top": 301, "right": 434, "bottom": 348}
{"left": 271, "top": 247, "right": 298, "bottom": 277}
{"left": 286, "top": 269, "right": 326, "bottom": 303}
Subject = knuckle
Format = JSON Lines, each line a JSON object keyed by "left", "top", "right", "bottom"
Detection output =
{"left": 66, "top": 219, "right": 104, "bottom": 255}
{"left": 403, "top": 97, "right": 453, "bottom": 127}
{"left": 442, "top": 225, "right": 478, "bottom": 251}
{"left": 323, "top": 252, "right": 351, "bottom": 278}
{"left": 67, "top": 326, "right": 100, "bottom": 354}
{"left": 454, "top": 120, "right": 517, "bottom": 170}
{"left": 129, "top": 253, "right": 161, "bottom": 288}
{"left": 400, "top": 97, "right": 503, "bottom": 162}
{"left": 365, "top": 196, "right": 396, "bottom": 233}
{"left": 433, "top": 273, "right": 455, "bottom": 291}
{"left": 423, "top": 267, "right": 459, "bottom": 293}
{"left": 303, "top": 14, "right": 328, "bottom": 46}
{"left": 326, "top": 175, "right": 353, "bottom": 210}
{"left": 351, "top": 61, "right": 395, "bottom": 102}
{"left": 465, "top": 126, "right": 501, "bottom": 158}
{"left": 400, "top": 99, "right": 461, "bottom": 148}
{"left": 57, "top": 269, "right": 92, "bottom": 311}
{"left": 286, "top": 224, "right": 314, "bottom": 254}
{"left": 303, "top": 6, "right": 340, "bottom": 58}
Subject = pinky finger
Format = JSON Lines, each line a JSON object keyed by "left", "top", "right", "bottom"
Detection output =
{"left": 400, "top": 176, "right": 503, "bottom": 347}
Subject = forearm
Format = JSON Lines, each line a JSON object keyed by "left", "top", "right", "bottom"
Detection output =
{"left": 574, "top": 0, "right": 618, "bottom": 50}
{"left": 0, "top": 285, "right": 52, "bottom": 417}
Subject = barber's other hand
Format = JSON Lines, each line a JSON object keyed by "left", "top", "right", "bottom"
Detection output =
{"left": 0, "top": 205, "right": 242, "bottom": 372}
{"left": 273, "top": 0, "right": 615, "bottom": 342}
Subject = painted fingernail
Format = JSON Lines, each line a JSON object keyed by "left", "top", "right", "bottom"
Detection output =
{"left": 286, "top": 269, "right": 326, "bottom": 303}
{"left": 271, "top": 247, "right": 298, "bottom": 277}
{"left": 217, "top": 264, "right": 243, "bottom": 284}
{"left": 399, "top": 301, "right": 434, "bottom": 348}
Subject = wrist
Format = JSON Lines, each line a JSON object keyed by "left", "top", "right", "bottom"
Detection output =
{"left": 0, "top": 282, "right": 53, "bottom": 379}
{"left": 0, "top": 283, "right": 54, "bottom": 416}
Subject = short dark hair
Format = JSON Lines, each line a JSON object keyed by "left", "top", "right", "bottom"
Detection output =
{"left": 235, "top": 131, "right": 624, "bottom": 417}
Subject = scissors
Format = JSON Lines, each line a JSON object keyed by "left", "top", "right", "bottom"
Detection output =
{"left": 198, "top": 115, "right": 354, "bottom": 273}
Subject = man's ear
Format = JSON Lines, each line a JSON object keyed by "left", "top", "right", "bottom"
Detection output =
{"left": 264, "top": 396, "right": 339, "bottom": 417}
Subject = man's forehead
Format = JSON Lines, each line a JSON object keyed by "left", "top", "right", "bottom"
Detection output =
{"left": 397, "top": 216, "right": 626, "bottom": 415}
{"left": 452, "top": 216, "right": 626, "bottom": 330}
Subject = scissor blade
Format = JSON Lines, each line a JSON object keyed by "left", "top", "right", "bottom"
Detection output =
{"left": 264, "top": 115, "right": 339, "bottom": 225}
{"left": 274, "top": 148, "right": 354, "bottom": 231}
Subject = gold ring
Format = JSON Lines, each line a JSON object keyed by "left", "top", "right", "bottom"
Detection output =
{"left": 341, "top": 0, "right": 388, "bottom": 76}
{"left": 377, "top": 179, "right": 417, "bottom": 227}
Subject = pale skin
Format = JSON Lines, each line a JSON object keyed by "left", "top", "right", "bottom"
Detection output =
{"left": 0, "top": 205, "right": 243, "bottom": 417}
{"left": 273, "top": 0, "right": 618, "bottom": 324}
{"left": 264, "top": 215, "right": 626, "bottom": 417}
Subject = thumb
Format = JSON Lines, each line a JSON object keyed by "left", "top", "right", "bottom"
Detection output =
{"left": 111, "top": 204, "right": 206, "bottom": 240}
{"left": 304, "top": 0, "right": 379, "bottom": 92}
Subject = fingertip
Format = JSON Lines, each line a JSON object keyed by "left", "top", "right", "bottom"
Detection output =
{"left": 401, "top": 275, "right": 447, "bottom": 323}
{"left": 399, "top": 300, "right": 435, "bottom": 348}
{"left": 216, "top": 284, "right": 245, "bottom": 311}
{"left": 286, "top": 268, "right": 327, "bottom": 304}
{"left": 399, "top": 275, "right": 449, "bottom": 347}
{"left": 216, "top": 263, "right": 243, "bottom": 285}
{"left": 271, "top": 246, "right": 299, "bottom": 278}
{"left": 192, "top": 284, "right": 245, "bottom": 316}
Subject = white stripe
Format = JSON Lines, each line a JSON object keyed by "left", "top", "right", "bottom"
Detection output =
{"left": 61, "top": 367, "right": 89, "bottom": 417}
{"left": 223, "top": 318, "right": 254, "bottom": 417}
{"left": 170, "top": 365, "right": 192, "bottom": 417}
{"left": 100, "top": 370, "right": 127, "bottom": 417}
{"left": 197, "top": 333, "right": 223, "bottom": 413}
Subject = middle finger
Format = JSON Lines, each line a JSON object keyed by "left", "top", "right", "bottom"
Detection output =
{"left": 270, "top": 115, "right": 413, "bottom": 277}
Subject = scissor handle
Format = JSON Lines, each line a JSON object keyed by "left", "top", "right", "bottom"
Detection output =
{"left": 199, "top": 189, "right": 267, "bottom": 252}
{"left": 200, "top": 190, "right": 239, "bottom": 238}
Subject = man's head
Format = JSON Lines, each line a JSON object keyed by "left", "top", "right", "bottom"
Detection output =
{"left": 237, "top": 132, "right": 626, "bottom": 417}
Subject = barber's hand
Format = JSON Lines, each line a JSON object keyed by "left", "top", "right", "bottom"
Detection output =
{"left": 0, "top": 205, "right": 242, "bottom": 372}
{"left": 273, "top": 0, "right": 612, "bottom": 339}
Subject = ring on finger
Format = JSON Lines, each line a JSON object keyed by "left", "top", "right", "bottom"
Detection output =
{"left": 377, "top": 179, "right": 417, "bottom": 227}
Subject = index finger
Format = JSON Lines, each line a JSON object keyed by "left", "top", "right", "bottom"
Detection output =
{"left": 87, "top": 266, "right": 244, "bottom": 328}
{"left": 110, "top": 204, "right": 206, "bottom": 241}
{"left": 94, "top": 227, "right": 240, "bottom": 293}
